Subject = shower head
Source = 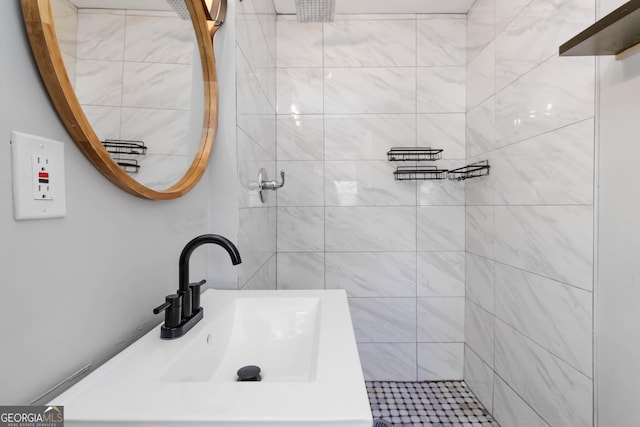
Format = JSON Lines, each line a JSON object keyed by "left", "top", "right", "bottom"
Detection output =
{"left": 295, "top": 0, "right": 335, "bottom": 23}
{"left": 166, "top": 0, "right": 190, "bottom": 20}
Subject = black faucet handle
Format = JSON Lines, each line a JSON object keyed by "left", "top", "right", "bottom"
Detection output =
{"left": 153, "top": 294, "right": 182, "bottom": 328}
{"left": 190, "top": 279, "right": 207, "bottom": 312}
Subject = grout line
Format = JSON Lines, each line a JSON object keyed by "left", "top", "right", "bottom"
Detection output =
{"left": 322, "top": 19, "right": 327, "bottom": 291}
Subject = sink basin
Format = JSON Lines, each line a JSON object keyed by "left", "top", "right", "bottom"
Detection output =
{"left": 50, "top": 289, "right": 372, "bottom": 426}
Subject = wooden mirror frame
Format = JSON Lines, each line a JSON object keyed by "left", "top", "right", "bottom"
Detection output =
{"left": 21, "top": 0, "right": 223, "bottom": 200}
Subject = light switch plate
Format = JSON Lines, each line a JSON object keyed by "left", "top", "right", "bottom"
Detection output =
{"left": 11, "top": 131, "right": 67, "bottom": 220}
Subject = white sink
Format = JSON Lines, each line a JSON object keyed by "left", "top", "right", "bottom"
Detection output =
{"left": 50, "top": 289, "right": 373, "bottom": 426}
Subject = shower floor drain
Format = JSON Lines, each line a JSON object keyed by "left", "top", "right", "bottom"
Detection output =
{"left": 366, "top": 381, "right": 499, "bottom": 426}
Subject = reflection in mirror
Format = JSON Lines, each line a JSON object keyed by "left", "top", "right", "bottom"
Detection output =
{"left": 49, "top": 0, "right": 204, "bottom": 191}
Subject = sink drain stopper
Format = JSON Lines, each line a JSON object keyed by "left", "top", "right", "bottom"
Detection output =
{"left": 236, "top": 365, "right": 261, "bottom": 381}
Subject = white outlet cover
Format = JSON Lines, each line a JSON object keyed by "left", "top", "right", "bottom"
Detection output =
{"left": 11, "top": 131, "right": 67, "bottom": 220}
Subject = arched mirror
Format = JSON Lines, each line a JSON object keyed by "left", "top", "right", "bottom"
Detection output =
{"left": 21, "top": 0, "right": 226, "bottom": 200}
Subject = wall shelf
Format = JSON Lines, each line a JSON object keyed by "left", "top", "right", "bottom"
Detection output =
{"left": 447, "top": 161, "right": 490, "bottom": 181}
{"left": 102, "top": 139, "right": 147, "bottom": 174}
{"left": 393, "top": 166, "right": 448, "bottom": 181}
{"left": 559, "top": 0, "right": 640, "bottom": 56}
{"left": 387, "top": 147, "right": 443, "bottom": 162}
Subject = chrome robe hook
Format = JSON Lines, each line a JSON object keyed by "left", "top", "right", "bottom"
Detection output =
{"left": 257, "top": 169, "right": 285, "bottom": 202}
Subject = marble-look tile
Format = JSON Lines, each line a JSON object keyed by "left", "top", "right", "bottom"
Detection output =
{"left": 417, "top": 252, "right": 465, "bottom": 297}
{"left": 417, "top": 67, "right": 466, "bottom": 113}
{"left": 495, "top": 55, "right": 595, "bottom": 147}
{"left": 51, "top": 0, "right": 78, "bottom": 58}
{"left": 238, "top": 207, "right": 276, "bottom": 285}
{"left": 277, "top": 21, "right": 323, "bottom": 68}
{"left": 277, "top": 68, "right": 323, "bottom": 114}
{"left": 418, "top": 14, "right": 466, "bottom": 20}
{"left": 325, "top": 161, "right": 416, "bottom": 206}
{"left": 492, "top": 119, "right": 594, "bottom": 205}
{"left": 237, "top": 114, "right": 277, "bottom": 160}
{"left": 276, "top": 21, "right": 322, "bottom": 67}
{"left": 495, "top": 263, "right": 592, "bottom": 376}
{"left": 277, "top": 252, "right": 324, "bottom": 290}
{"left": 258, "top": 13, "right": 277, "bottom": 62}
{"left": 78, "top": 8, "right": 125, "bottom": 15}
{"left": 465, "top": 301, "right": 494, "bottom": 367}
{"left": 465, "top": 253, "right": 494, "bottom": 314}
{"left": 349, "top": 298, "right": 417, "bottom": 343}
{"left": 75, "top": 60, "right": 123, "bottom": 106}
{"left": 417, "top": 18, "right": 466, "bottom": 66}
{"left": 466, "top": 0, "right": 494, "bottom": 63}
{"left": 120, "top": 108, "right": 190, "bottom": 156}
{"left": 76, "top": 13, "right": 125, "bottom": 60}
{"left": 466, "top": 206, "right": 495, "bottom": 259}
{"left": 125, "top": 10, "right": 176, "bottom": 18}
{"left": 134, "top": 154, "right": 188, "bottom": 191}
{"left": 464, "top": 153, "right": 497, "bottom": 207}
{"left": 122, "top": 62, "right": 192, "bottom": 110}
{"left": 417, "top": 114, "right": 465, "bottom": 160}
{"left": 324, "top": 115, "right": 416, "bottom": 160}
{"left": 494, "top": 0, "right": 532, "bottom": 35}
{"left": 242, "top": 255, "right": 277, "bottom": 290}
{"left": 82, "top": 106, "right": 121, "bottom": 141}
{"left": 418, "top": 297, "right": 465, "bottom": 342}
{"left": 325, "top": 252, "right": 416, "bottom": 297}
{"left": 494, "top": 321, "right": 593, "bottom": 427}
{"left": 417, "top": 206, "right": 465, "bottom": 252}
{"left": 277, "top": 115, "right": 323, "bottom": 161}
{"left": 276, "top": 161, "right": 323, "bottom": 206}
{"left": 236, "top": 47, "right": 273, "bottom": 116}
{"left": 418, "top": 343, "right": 464, "bottom": 381}
{"left": 494, "top": 205, "right": 593, "bottom": 290}
{"left": 326, "top": 207, "right": 416, "bottom": 252}
{"left": 493, "top": 376, "right": 551, "bottom": 427}
{"left": 418, "top": 166, "right": 465, "bottom": 207}
{"left": 464, "top": 346, "right": 494, "bottom": 412}
{"left": 358, "top": 343, "right": 417, "bottom": 381}
{"left": 467, "top": 43, "right": 495, "bottom": 111}
{"left": 237, "top": 13, "right": 274, "bottom": 77}
{"left": 325, "top": 68, "right": 416, "bottom": 114}
{"left": 237, "top": 12, "right": 276, "bottom": 109}
{"left": 324, "top": 20, "right": 416, "bottom": 67}
{"left": 251, "top": 0, "right": 276, "bottom": 16}
{"left": 124, "top": 15, "right": 194, "bottom": 64}
{"left": 332, "top": 14, "right": 416, "bottom": 21}
{"left": 494, "top": 0, "right": 595, "bottom": 91}
{"left": 277, "top": 206, "right": 324, "bottom": 252}
{"left": 237, "top": 129, "right": 275, "bottom": 208}
{"left": 466, "top": 97, "right": 496, "bottom": 158}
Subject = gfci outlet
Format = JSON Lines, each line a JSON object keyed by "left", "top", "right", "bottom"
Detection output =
{"left": 32, "top": 154, "right": 53, "bottom": 200}
{"left": 11, "top": 131, "right": 66, "bottom": 220}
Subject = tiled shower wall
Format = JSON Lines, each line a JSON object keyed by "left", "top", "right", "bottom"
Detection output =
{"left": 72, "top": 9, "right": 198, "bottom": 190}
{"left": 464, "top": 0, "right": 595, "bottom": 426}
{"left": 275, "top": 15, "right": 467, "bottom": 381}
{"left": 236, "top": 0, "right": 277, "bottom": 289}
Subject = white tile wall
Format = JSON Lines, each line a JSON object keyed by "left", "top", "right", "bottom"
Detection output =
{"left": 276, "top": 14, "right": 467, "bottom": 380}
{"left": 464, "top": 0, "right": 595, "bottom": 426}
{"left": 236, "top": 0, "right": 277, "bottom": 289}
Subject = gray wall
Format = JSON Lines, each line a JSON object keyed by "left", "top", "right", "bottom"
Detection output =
{"left": 0, "top": 0, "right": 235, "bottom": 404}
{"left": 596, "top": 1, "right": 640, "bottom": 426}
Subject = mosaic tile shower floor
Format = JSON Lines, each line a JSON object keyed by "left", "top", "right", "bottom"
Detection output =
{"left": 366, "top": 381, "right": 500, "bottom": 427}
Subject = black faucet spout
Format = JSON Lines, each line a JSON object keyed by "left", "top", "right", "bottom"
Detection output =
{"left": 178, "top": 234, "right": 242, "bottom": 293}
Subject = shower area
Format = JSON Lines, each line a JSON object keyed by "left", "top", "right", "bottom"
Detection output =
{"left": 235, "top": 0, "right": 596, "bottom": 425}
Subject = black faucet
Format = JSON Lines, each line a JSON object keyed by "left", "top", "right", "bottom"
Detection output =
{"left": 153, "top": 234, "right": 242, "bottom": 339}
